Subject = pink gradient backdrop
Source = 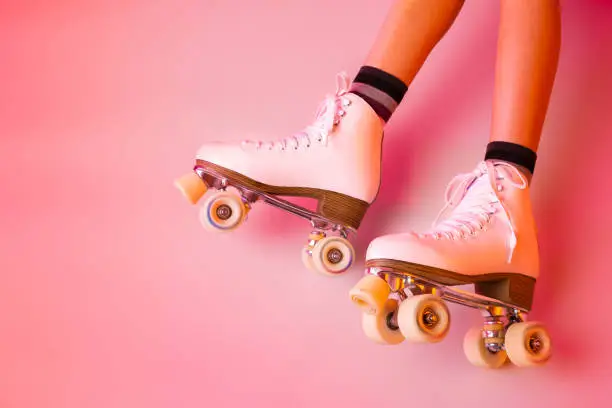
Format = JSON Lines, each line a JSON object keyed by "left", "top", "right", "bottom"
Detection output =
{"left": 1, "top": 0, "right": 611, "bottom": 406}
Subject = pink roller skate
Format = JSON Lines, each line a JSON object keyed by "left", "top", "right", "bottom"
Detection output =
{"left": 350, "top": 161, "right": 552, "bottom": 368}
{"left": 175, "top": 73, "right": 384, "bottom": 276}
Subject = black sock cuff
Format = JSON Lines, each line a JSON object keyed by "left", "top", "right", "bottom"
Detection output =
{"left": 485, "top": 141, "right": 538, "bottom": 174}
{"left": 353, "top": 66, "right": 407, "bottom": 104}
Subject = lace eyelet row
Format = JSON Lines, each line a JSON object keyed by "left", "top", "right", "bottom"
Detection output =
{"left": 244, "top": 93, "right": 351, "bottom": 152}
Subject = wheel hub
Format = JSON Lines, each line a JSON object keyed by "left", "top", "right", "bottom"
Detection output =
{"left": 386, "top": 312, "right": 399, "bottom": 331}
{"left": 485, "top": 343, "right": 503, "bottom": 354}
{"left": 215, "top": 204, "right": 233, "bottom": 220}
{"left": 528, "top": 334, "right": 543, "bottom": 355}
{"left": 327, "top": 248, "right": 344, "bottom": 264}
{"left": 422, "top": 307, "right": 439, "bottom": 328}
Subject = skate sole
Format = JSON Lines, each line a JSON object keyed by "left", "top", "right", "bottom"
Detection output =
{"left": 194, "top": 160, "right": 370, "bottom": 231}
{"left": 365, "top": 259, "right": 536, "bottom": 312}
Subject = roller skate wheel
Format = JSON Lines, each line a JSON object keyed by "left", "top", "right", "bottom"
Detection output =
{"left": 362, "top": 298, "right": 405, "bottom": 345}
{"left": 505, "top": 322, "right": 552, "bottom": 367}
{"left": 175, "top": 172, "right": 208, "bottom": 204}
{"left": 301, "top": 246, "right": 315, "bottom": 271}
{"left": 308, "top": 231, "right": 325, "bottom": 241}
{"left": 463, "top": 326, "right": 507, "bottom": 369}
{"left": 310, "top": 236, "right": 355, "bottom": 276}
{"left": 199, "top": 191, "right": 246, "bottom": 232}
{"left": 397, "top": 294, "right": 450, "bottom": 343}
{"left": 349, "top": 274, "right": 390, "bottom": 315}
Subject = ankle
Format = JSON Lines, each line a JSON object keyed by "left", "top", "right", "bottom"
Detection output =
{"left": 349, "top": 66, "right": 407, "bottom": 123}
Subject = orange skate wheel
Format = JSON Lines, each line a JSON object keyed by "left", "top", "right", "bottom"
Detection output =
{"left": 349, "top": 274, "right": 390, "bottom": 315}
{"left": 362, "top": 298, "right": 405, "bottom": 345}
{"left": 175, "top": 172, "right": 208, "bottom": 204}
{"left": 463, "top": 326, "right": 507, "bottom": 369}
{"left": 505, "top": 322, "right": 552, "bottom": 367}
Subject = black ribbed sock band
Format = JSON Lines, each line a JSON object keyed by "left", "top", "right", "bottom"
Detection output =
{"left": 349, "top": 66, "right": 407, "bottom": 122}
{"left": 485, "top": 141, "right": 538, "bottom": 175}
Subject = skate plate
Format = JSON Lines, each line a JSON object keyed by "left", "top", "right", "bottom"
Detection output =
{"left": 194, "top": 165, "right": 356, "bottom": 236}
{"left": 369, "top": 267, "right": 529, "bottom": 314}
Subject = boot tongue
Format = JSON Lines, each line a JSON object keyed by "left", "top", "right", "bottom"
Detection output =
{"left": 453, "top": 172, "right": 494, "bottom": 214}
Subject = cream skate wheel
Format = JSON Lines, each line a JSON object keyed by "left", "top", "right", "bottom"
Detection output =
{"left": 505, "top": 322, "right": 552, "bottom": 367}
{"left": 175, "top": 172, "right": 208, "bottom": 204}
{"left": 301, "top": 246, "right": 315, "bottom": 271}
{"left": 362, "top": 299, "right": 405, "bottom": 345}
{"left": 463, "top": 326, "right": 507, "bottom": 368}
{"left": 199, "top": 192, "right": 246, "bottom": 232}
{"left": 310, "top": 236, "right": 355, "bottom": 276}
{"left": 308, "top": 231, "right": 325, "bottom": 241}
{"left": 349, "top": 274, "right": 390, "bottom": 315}
{"left": 397, "top": 294, "right": 450, "bottom": 343}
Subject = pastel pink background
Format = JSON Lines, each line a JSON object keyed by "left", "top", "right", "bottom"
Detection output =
{"left": 1, "top": 0, "right": 612, "bottom": 406}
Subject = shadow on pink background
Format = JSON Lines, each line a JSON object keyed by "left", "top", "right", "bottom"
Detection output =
{"left": 1, "top": 0, "right": 611, "bottom": 407}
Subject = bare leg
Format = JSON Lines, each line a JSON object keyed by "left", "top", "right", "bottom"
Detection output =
{"left": 365, "top": 0, "right": 466, "bottom": 86}
{"left": 490, "top": 0, "right": 562, "bottom": 152}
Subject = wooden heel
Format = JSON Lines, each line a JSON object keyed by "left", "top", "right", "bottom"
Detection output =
{"left": 317, "top": 191, "right": 370, "bottom": 230}
{"left": 475, "top": 274, "right": 536, "bottom": 311}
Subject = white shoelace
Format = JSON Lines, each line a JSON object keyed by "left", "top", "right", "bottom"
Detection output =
{"left": 241, "top": 73, "right": 352, "bottom": 151}
{"left": 424, "top": 161, "right": 528, "bottom": 263}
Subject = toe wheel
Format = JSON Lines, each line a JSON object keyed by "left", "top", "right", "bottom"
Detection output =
{"left": 301, "top": 246, "right": 315, "bottom": 271}
{"left": 397, "top": 294, "right": 450, "bottom": 343}
{"left": 301, "top": 232, "right": 325, "bottom": 272}
{"left": 463, "top": 326, "right": 507, "bottom": 368}
{"left": 199, "top": 191, "right": 246, "bottom": 232}
{"left": 175, "top": 172, "right": 208, "bottom": 204}
{"left": 505, "top": 322, "right": 552, "bottom": 367}
{"left": 362, "top": 298, "right": 405, "bottom": 345}
{"left": 310, "top": 236, "right": 355, "bottom": 276}
{"left": 349, "top": 274, "right": 391, "bottom": 315}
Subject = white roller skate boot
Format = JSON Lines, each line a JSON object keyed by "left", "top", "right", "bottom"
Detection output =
{"left": 175, "top": 73, "right": 384, "bottom": 276}
{"left": 349, "top": 160, "right": 551, "bottom": 368}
